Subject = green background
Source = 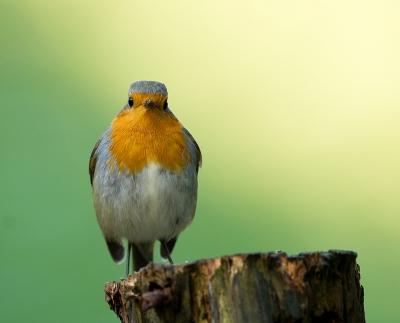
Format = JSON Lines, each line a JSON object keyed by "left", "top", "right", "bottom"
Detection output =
{"left": 1, "top": 0, "right": 399, "bottom": 321}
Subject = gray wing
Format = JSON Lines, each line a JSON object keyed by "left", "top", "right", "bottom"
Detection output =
{"left": 183, "top": 127, "right": 202, "bottom": 174}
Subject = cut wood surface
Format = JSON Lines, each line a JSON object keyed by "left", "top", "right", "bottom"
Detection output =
{"left": 105, "top": 250, "right": 365, "bottom": 323}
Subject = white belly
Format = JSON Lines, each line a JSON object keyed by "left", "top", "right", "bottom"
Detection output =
{"left": 92, "top": 162, "right": 198, "bottom": 243}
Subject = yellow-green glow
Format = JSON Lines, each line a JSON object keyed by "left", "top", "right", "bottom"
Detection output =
{"left": 1, "top": 0, "right": 399, "bottom": 321}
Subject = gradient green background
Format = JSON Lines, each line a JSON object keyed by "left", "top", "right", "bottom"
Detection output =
{"left": 1, "top": 0, "right": 399, "bottom": 321}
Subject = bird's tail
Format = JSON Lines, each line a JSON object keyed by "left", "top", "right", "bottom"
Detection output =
{"left": 131, "top": 242, "right": 154, "bottom": 272}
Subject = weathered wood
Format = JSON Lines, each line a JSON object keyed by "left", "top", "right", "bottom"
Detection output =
{"left": 105, "top": 250, "right": 365, "bottom": 323}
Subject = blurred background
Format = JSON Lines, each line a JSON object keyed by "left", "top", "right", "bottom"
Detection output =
{"left": 1, "top": 0, "right": 399, "bottom": 321}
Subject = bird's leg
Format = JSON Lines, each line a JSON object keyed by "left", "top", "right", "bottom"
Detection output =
{"left": 160, "top": 240, "right": 174, "bottom": 265}
{"left": 126, "top": 242, "right": 131, "bottom": 278}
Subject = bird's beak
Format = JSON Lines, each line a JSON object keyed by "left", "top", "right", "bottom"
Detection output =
{"left": 143, "top": 99, "right": 155, "bottom": 108}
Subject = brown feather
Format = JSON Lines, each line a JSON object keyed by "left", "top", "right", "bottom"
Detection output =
{"left": 89, "top": 138, "right": 101, "bottom": 186}
{"left": 186, "top": 131, "right": 202, "bottom": 173}
{"left": 160, "top": 237, "right": 178, "bottom": 259}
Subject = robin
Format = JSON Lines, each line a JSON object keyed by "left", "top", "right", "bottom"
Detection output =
{"left": 89, "top": 80, "right": 201, "bottom": 275}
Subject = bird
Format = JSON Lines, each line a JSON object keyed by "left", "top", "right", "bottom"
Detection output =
{"left": 89, "top": 80, "right": 201, "bottom": 275}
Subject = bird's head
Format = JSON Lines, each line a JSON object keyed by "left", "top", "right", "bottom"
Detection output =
{"left": 127, "top": 80, "right": 169, "bottom": 112}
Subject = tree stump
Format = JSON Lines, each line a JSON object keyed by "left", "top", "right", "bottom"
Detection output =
{"left": 104, "top": 250, "right": 365, "bottom": 323}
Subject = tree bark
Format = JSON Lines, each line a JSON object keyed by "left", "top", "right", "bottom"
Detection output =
{"left": 104, "top": 250, "right": 365, "bottom": 323}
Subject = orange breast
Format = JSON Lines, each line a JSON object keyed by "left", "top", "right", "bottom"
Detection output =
{"left": 109, "top": 105, "right": 190, "bottom": 174}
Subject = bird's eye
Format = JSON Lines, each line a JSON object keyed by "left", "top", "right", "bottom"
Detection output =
{"left": 163, "top": 100, "right": 168, "bottom": 110}
{"left": 128, "top": 97, "right": 134, "bottom": 107}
